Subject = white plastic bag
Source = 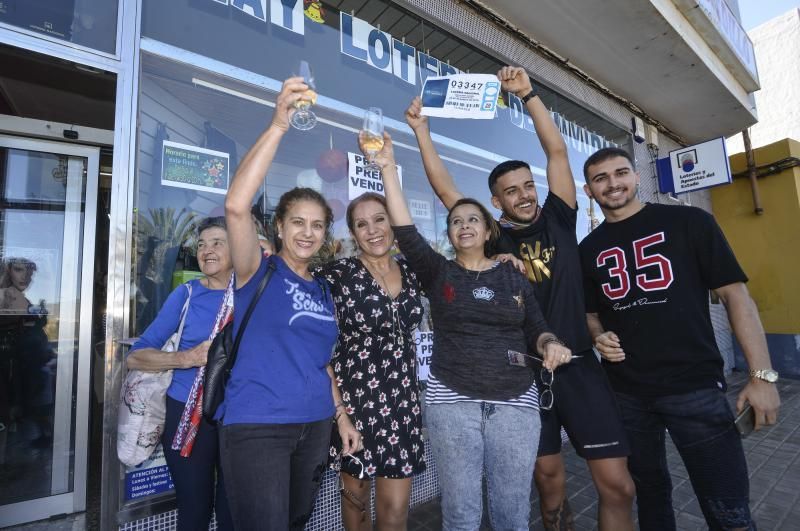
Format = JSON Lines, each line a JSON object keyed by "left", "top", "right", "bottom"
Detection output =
{"left": 116, "top": 284, "right": 191, "bottom": 467}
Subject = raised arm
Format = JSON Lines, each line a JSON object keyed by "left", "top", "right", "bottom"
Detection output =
{"left": 498, "top": 66, "right": 576, "bottom": 207}
{"left": 715, "top": 282, "right": 780, "bottom": 428}
{"left": 405, "top": 97, "right": 463, "bottom": 210}
{"left": 225, "top": 77, "right": 308, "bottom": 287}
{"left": 360, "top": 131, "right": 412, "bottom": 226}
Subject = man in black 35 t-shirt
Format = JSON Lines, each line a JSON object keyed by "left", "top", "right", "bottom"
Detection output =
{"left": 579, "top": 147, "right": 781, "bottom": 530}
{"left": 406, "top": 66, "right": 635, "bottom": 531}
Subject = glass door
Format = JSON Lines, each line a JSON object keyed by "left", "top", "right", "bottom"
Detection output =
{"left": 0, "top": 135, "right": 98, "bottom": 527}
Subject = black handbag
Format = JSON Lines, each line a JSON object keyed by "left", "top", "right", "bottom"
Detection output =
{"left": 203, "top": 261, "right": 276, "bottom": 422}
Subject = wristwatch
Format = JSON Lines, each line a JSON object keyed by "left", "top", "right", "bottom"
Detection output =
{"left": 749, "top": 368, "right": 779, "bottom": 383}
{"left": 520, "top": 90, "right": 538, "bottom": 104}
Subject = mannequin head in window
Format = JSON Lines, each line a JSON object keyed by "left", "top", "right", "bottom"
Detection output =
{"left": 0, "top": 257, "right": 37, "bottom": 292}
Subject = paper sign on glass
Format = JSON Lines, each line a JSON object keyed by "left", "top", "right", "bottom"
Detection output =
{"left": 420, "top": 74, "right": 500, "bottom": 119}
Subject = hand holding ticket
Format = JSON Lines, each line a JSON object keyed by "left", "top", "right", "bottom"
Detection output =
{"left": 420, "top": 73, "right": 500, "bottom": 119}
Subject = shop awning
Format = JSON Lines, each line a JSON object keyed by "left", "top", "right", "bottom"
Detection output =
{"left": 480, "top": 0, "right": 759, "bottom": 144}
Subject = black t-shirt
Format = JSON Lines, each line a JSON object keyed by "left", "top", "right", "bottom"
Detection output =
{"left": 489, "top": 193, "right": 593, "bottom": 354}
{"left": 579, "top": 203, "right": 747, "bottom": 397}
{"left": 394, "top": 225, "right": 551, "bottom": 401}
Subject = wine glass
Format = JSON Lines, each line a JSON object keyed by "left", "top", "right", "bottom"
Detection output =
{"left": 361, "top": 107, "right": 384, "bottom": 172}
{"left": 290, "top": 61, "right": 317, "bottom": 131}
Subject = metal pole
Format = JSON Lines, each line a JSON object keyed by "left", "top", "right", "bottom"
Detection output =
{"left": 742, "top": 129, "right": 764, "bottom": 215}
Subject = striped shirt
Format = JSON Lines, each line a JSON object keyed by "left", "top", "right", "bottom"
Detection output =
{"left": 425, "top": 372, "right": 540, "bottom": 411}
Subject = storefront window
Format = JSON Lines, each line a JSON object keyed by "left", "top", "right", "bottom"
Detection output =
{"left": 0, "top": 0, "right": 117, "bottom": 54}
{"left": 134, "top": 0, "right": 630, "bottom": 333}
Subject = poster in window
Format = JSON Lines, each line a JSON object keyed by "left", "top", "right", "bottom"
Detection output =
{"left": 161, "top": 140, "right": 230, "bottom": 195}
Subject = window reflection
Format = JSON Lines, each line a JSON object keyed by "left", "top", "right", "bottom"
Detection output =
{"left": 0, "top": 145, "right": 86, "bottom": 505}
{"left": 0, "top": 0, "right": 118, "bottom": 54}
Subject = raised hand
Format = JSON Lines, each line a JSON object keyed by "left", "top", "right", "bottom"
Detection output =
{"left": 497, "top": 66, "right": 533, "bottom": 98}
{"left": 270, "top": 76, "right": 310, "bottom": 133}
{"left": 405, "top": 97, "right": 429, "bottom": 132}
{"left": 359, "top": 131, "right": 396, "bottom": 170}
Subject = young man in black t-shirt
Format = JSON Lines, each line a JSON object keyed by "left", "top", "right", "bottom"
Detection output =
{"left": 579, "top": 147, "right": 781, "bottom": 530}
{"left": 406, "top": 66, "right": 635, "bottom": 531}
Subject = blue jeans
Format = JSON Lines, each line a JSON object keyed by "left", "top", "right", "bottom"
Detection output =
{"left": 425, "top": 401, "right": 540, "bottom": 531}
{"left": 218, "top": 418, "right": 331, "bottom": 530}
{"left": 616, "top": 389, "right": 754, "bottom": 531}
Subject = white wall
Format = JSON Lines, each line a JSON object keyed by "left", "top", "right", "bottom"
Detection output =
{"left": 727, "top": 8, "right": 800, "bottom": 153}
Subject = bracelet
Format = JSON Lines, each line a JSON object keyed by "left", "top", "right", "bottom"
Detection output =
{"left": 541, "top": 336, "right": 565, "bottom": 349}
{"left": 334, "top": 402, "right": 347, "bottom": 422}
{"left": 520, "top": 90, "right": 538, "bottom": 104}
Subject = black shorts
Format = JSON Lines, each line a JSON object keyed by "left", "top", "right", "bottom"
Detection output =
{"left": 534, "top": 350, "right": 630, "bottom": 460}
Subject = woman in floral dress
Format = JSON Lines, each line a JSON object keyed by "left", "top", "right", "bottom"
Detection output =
{"left": 317, "top": 192, "right": 425, "bottom": 531}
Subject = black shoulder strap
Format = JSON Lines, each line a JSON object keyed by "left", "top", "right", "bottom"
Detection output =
{"left": 229, "top": 260, "right": 277, "bottom": 367}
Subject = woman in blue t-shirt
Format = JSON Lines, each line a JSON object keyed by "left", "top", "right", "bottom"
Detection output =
{"left": 219, "top": 77, "right": 361, "bottom": 530}
{"left": 127, "top": 216, "right": 234, "bottom": 531}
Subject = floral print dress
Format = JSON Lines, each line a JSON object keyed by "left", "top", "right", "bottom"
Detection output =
{"left": 318, "top": 256, "right": 426, "bottom": 478}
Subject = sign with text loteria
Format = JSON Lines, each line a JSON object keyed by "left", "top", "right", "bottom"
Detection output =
{"left": 656, "top": 137, "right": 731, "bottom": 194}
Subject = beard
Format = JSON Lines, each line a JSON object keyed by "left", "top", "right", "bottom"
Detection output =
{"left": 501, "top": 202, "right": 540, "bottom": 225}
{"left": 596, "top": 187, "right": 636, "bottom": 210}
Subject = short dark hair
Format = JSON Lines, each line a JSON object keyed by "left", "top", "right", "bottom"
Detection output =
{"left": 346, "top": 192, "right": 387, "bottom": 233}
{"left": 446, "top": 198, "right": 500, "bottom": 255}
{"left": 488, "top": 160, "right": 531, "bottom": 195}
{"left": 196, "top": 216, "right": 226, "bottom": 236}
{"left": 583, "top": 147, "right": 635, "bottom": 182}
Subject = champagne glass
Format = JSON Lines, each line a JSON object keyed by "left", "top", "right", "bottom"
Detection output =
{"left": 290, "top": 61, "right": 317, "bottom": 131}
{"left": 361, "top": 107, "right": 384, "bottom": 172}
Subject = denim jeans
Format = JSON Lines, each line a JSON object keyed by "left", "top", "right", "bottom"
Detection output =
{"left": 616, "top": 388, "right": 754, "bottom": 531}
{"left": 425, "top": 401, "right": 540, "bottom": 531}
{"left": 218, "top": 418, "right": 331, "bottom": 530}
{"left": 162, "top": 397, "right": 233, "bottom": 531}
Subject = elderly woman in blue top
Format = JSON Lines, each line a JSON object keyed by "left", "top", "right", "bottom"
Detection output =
{"left": 219, "top": 77, "right": 362, "bottom": 530}
{"left": 364, "top": 131, "right": 574, "bottom": 530}
{"left": 127, "top": 216, "right": 234, "bottom": 531}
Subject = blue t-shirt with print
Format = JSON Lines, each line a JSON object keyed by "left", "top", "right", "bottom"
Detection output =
{"left": 130, "top": 279, "right": 226, "bottom": 403}
{"left": 217, "top": 255, "right": 338, "bottom": 425}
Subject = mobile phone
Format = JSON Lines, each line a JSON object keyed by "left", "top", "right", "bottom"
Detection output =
{"left": 735, "top": 404, "right": 755, "bottom": 438}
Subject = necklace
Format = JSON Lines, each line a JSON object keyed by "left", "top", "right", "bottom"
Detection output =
{"left": 359, "top": 256, "right": 404, "bottom": 347}
{"left": 360, "top": 256, "right": 394, "bottom": 298}
{"left": 455, "top": 258, "right": 492, "bottom": 282}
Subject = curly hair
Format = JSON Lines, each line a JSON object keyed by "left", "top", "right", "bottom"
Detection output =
{"left": 272, "top": 187, "right": 334, "bottom": 251}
